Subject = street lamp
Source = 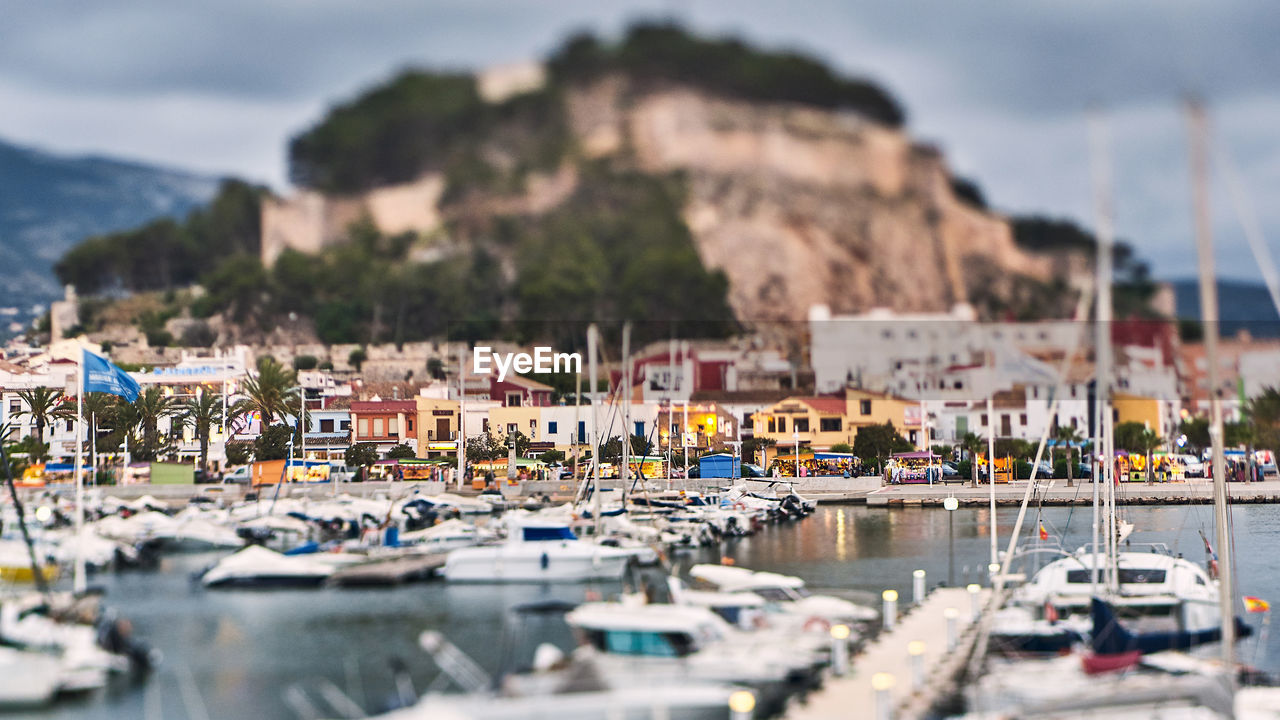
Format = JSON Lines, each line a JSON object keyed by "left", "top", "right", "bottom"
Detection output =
{"left": 792, "top": 429, "right": 800, "bottom": 479}
{"left": 944, "top": 495, "right": 959, "bottom": 585}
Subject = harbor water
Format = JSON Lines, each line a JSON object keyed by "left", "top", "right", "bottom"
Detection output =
{"left": 23, "top": 503, "right": 1280, "bottom": 720}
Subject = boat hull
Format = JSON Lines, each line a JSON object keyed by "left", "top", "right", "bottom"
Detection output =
{"left": 444, "top": 542, "right": 630, "bottom": 583}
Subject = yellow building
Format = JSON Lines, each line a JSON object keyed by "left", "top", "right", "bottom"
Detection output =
{"left": 656, "top": 403, "right": 735, "bottom": 454}
{"left": 752, "top": 387, "right": 918, "bottom": 463}
{"left": 415, "top": 396, "right": 461, "bottom": 459}
{"left": 843, "top": 388, "right": 918, "bottom": 440}
{"left": 1113, "top": 393, "right": 1167, "bottom": 437}
{"left": 489, "top": 406, "right": 543, "bottom": 443}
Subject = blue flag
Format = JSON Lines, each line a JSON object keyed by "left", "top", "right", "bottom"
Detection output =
{"left": 83, "top": 350, "right": 141, "bottom": 402}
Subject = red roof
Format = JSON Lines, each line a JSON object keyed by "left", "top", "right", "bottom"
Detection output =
{"left": 798, "top": 396, "right": 846, "bottom": 414}
{"left": 350, "top": 400, "right": 417, "bottom": 413}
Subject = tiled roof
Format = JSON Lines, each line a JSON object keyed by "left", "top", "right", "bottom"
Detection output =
{"left": 798, "top": 396, "right": 846, "bottom": 414}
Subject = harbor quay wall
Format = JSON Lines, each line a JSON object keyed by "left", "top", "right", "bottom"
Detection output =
{"left": 21, "top": 477, "right": 1280, "bottom": 508}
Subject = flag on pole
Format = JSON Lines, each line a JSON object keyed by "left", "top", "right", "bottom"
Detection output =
{"left": 1039, "top": 523, "right": 1049, "bottom": 541}
{"left": 82, "top": 350, "right": 140, "bottom": 402}
{"left": 1244, "top": 596, "right": 1271, "bottom": 613}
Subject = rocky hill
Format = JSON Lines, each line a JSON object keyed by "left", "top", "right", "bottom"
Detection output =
{"left": 0, "top": 139, "right": 217, "bottom": 335}
{"left": 54, "top": 23, "right": 1092, "bottom": 351}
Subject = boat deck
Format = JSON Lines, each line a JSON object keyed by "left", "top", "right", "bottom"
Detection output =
{"left": 786, "top": 586, "right": 991, "bottom": 720}
{"left": 327, "top": 552, "right": 448, "bottom": 587}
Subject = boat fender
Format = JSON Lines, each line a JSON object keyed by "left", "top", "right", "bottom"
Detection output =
{"left": 540, "top": 552, "right": 550, "bottom": 570}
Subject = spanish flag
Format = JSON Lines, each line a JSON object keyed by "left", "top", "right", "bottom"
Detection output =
{"left": 1039, "top": 524, "right": 1049, "bottom": 541}
{"left": 1244, "top": 596, "right": 1271, "bottom": 613}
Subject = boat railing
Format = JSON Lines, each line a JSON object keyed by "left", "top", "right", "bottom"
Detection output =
{"left": 1072, "top": 541, "right": 1174, "bottom": 556}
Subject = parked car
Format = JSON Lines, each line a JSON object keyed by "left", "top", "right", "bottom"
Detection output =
{"left": 222, "top": 466, "right": 251, "bottom": 484}
{"left": 940, "top": 462, "right": 966, "bottom": 484}
{"left": 1176, "top": 454, "right": 1205, "bottom": 478}
{"left": 742, "top": 463, "right": 767, "bottom": 478}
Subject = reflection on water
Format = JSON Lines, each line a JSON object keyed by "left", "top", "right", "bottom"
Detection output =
{"left": 22, "top": 504, "right": 1280, "bottom": 719}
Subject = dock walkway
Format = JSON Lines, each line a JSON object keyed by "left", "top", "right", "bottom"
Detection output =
{"left": 786, "top": 586, "right": 990, "bottom": 720}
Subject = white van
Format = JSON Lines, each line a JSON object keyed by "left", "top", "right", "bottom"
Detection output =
{"left": 1176, "top": 454, "right": 1205, "bottom": 478}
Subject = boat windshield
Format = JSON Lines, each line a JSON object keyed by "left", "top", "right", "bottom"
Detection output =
{"left": 523, "top": 526, "right": 577, "bottom": 542}
{"left": 754, "top": 586, "right": 809, "bottom": 602}
{"left": 1065, "top": 568, "right": 1167, "bottom": 585}
{"left": 589, "top": 630, "right": 697, "bottom": 658}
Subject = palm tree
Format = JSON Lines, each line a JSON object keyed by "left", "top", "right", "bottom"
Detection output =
{"left": 16, "top": 387, "right": 72, "bottom": 462}
{"left": 1136, "top": 428, "right": 1162, "bottom": 484}
{"left": 1055, "top": 424, "right": 1081, "bottom": 487}
{"left": 182, "top": 391, "right": 224, "bottom": 473}
{"left": 233, "top": 356, "right": 298, "bottom": 428}
{"left": 960, "top": 432, "right": 983, "bottom": 487}
{"left": 59, "top": 392, "right": 118, "bottom": 481}
{"left": 132, "top": 388, "right": 179, "bottom": 462}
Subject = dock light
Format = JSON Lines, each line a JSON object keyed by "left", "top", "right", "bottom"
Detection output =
{"left": 967, "top": 584, "right": 982, "bottom": 619}
{"left": 943, "top": 607, "right": 960, "bottom": 650}
{"left": 831, "top": 624, "right": 851, "bottom": 676}
{"left": 34, "top": 506, "right": 52, "bottom": 523}
{"left": 728, "top": 690, "right": 756, "bottom": 720}
{"left": 912, "top": 569, "right": 926, "bottom": 605}
{"left": 882, "top": 589, "right": 899, "bottom": 630}
{"left": 908, "top": 640, "right": 926, "bottom": 689}
{"left": 872, "top": 673, "right": 895, "bottom": 720}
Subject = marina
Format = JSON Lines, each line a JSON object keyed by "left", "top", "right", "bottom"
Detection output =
{"left": 0, "top": 502, "right": 1273, "bottom": 719}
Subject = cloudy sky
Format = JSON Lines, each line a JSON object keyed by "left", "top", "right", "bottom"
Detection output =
{"left": 4, "top": 0, "right": 1279, "bottom": 280}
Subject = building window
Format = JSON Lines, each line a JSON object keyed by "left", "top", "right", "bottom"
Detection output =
{"left": 373, "top": 418, "right": 384, "bottom": 436}
{"left": 389, "top": 418, "right": 398, "bottom": 435}
{"left": 777, "top": 417, "right": 786, "bottom": 433}
{"left": 577, "top": 421, "right": 585, "bottom": 443}
{"left": 549, "top": 421, "right": 558, "bottom": 434}
{"left": 794, "top": 418, "right": 810, "bottom": 433}
{"left": 1070, "top": 385, "right": 1078, "bottom": 398}
{"left": 358, "top": 418, "right": 369, "bottom": 437}
{"left": 860, "top": 400, "right": 872, "bottom": 415}
{"left": 506, "top": 393, "right": 522, "bottom": 407}
{"left": 341, "top": 420, "right": 350, "bottom": 431}
{"left": 635, "top": 421, "right": 644, "bottom": 437}
{"left": 820, "top": 418, "right": 841, "bottom": 432}
{"left": 7, "top": 400, "right": 19, "bottom": 414}
{"left": 981, "top": 414, "right": 988, "bottom": 426}
{"left": 320, "top": 419, "right": 334, "bottom": 433}
{"left": 1019, "top": 413, "right": 1027, "bottom": 426}
{"left": 507, "top": 423, "right": 518, "bottom": 435}
{"left": 767, "top": 418, "right": 777, "bottom": 432}
{"left": 407, "top": 419, "right": 413, "bottom": 432}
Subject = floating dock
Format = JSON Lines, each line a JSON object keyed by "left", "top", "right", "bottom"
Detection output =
{"left": 786, "top": 586, "right": 991, "bottom": 720}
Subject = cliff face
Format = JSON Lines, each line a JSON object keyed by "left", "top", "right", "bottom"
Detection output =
{"left": 264, "top": 74, "right": 1062, "bottom": 329}
{"left": 568, "top": 79, "right": 1054, "bottom": 325}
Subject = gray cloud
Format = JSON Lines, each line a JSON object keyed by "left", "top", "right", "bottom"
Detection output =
{"left": 3, "top": 1, "right": 1279, "bottom": 280}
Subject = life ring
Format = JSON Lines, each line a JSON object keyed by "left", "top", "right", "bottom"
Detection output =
{"left": 804, "top": 616, "right": 830, "bottom": 633}
{"left": 731, "top": 501, "right": 747, "bottom": 511}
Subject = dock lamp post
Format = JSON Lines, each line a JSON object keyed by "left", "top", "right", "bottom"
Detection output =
{"left": 912, "top": 569, "right": 926, "bottom": 606}
{"left": 967, "top": 583, "right": 982, "bottom": 620}
{"left": 943, "top": 495, "right": 959, "bottom": 586}
{"left": 728, "top": 690, "right": 756, "bottom": 720}
{"left": 908, "top": 640, "right": 926, "bottom": 690}
{"left": 872, "top": 672, "right": 895, "bottom": 720}
{"left": 830, "top": 624, "right": 851, "bottom": 676}
{"left": 882, "top": 589, "right": 899, "bottom": 630}
{"left": 943, "top": 607, "right": 960, "bottom": 650}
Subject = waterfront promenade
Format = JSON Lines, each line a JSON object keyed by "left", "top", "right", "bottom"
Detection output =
{"left": 26, "top": 476, "right": 1280, "bottom": 507}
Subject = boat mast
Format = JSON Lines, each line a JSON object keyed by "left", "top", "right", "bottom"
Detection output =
{"left": 1188, "top": 99, "right": 1236, "bottom": 669}
{"left": 1089, "top": 112, "right": 1116, "bottom": 594}
{"left": 588, "top": 324, "right": 602, "bottom": 537}
{"left": 621, "top": 323, "right": 631, "bottom": 504}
